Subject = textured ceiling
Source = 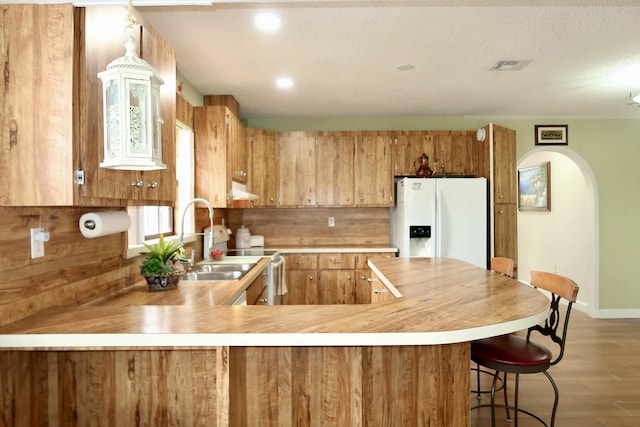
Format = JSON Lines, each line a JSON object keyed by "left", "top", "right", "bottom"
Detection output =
{"left": 137, "top": 0, "right": 640, "bottom": 119}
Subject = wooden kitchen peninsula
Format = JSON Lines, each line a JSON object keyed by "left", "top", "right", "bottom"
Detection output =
{"left": 0, "top": 258, "right": 549, "bottom": 426}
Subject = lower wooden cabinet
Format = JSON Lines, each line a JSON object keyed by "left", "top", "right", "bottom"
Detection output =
{"left": 246, "top": 271, "right": 267, "bottom": 305}
{"left": 283, "top": 252, "right": 395, "bottom": 305}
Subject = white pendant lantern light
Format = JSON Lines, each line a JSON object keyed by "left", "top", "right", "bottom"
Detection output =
{"left": 97, "top": 0, "right": 166, "bottom": 171}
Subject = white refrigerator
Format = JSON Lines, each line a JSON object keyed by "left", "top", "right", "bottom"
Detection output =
{"left": 391, "top": 177, "right": 488, "bottom": 269}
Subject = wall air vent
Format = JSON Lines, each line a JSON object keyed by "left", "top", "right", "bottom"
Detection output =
{"left": 490, "top": 60, "right": 530, "bottom": 71}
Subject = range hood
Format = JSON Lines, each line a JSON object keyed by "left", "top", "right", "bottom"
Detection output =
{"left": 231, "top": 181, "right": 259, "bottom": 200}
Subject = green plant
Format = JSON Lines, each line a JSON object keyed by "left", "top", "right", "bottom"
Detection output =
{"left": 139, "top": 234, "right": 186, "bottom": 276}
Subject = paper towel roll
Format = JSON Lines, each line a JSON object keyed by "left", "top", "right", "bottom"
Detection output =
{"left": 79, "top": 211, "right": 131, "bottom": 239}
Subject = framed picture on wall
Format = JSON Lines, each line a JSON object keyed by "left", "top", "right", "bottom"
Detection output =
{"left": 518, "top": 162, "right": 550, "bottom": 211}
{"left": 535, "top": 125, "right": 568, "bottom": 145}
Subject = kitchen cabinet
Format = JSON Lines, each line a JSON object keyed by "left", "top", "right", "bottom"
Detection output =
{"left": 432, "top": 131, "right": 476, "bottom": 177}
{"left": 282, "top": 254, "right": 318, "bottom": 305}
{"left": 245, "top": 270, "right": 267, "bottom": 305}
{"left": 355, "top": 253, "right": 396, "bottom": 304}
{"left": 0, "top": 5, "right": 176, "bottom": 206}
{"left": 477, "top": 124, "right": 517, "bottom": 262}
{"left": 355, "top": 132, "right": 394, "bottom": 207}
{"left": 229, "top": 111, "right": 250, "bottom": 184}
{"left": 370, "top": 269, "right": 394, "bottom": 303}
{"left": 194, "top": 105, "right": 233, "bottom": 208}
{"left": 315, "top": 131, "right": 355, "bottom": 207}
{"left": 392, "top": 131, "right": 476, "bottom": 178}
{"left": 248, "top": 128, "right": 278, "bottom": 207}
{"left": 392, "top": 131, "right": 434, "bottom": 176}
{"left": 277, "top": 132, "right": 317, "bottom": 207}
{"left": 283, "top": 252, "right": 394, "bottom": 305}
{"left": 316, "top": 254, "right": 357, "bottom": 304}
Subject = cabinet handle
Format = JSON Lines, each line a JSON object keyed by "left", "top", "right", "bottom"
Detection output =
{"left": 359, "top": 196, "right": 364, "bottom": 201}
{"left": 308, "top": 276, "right": 314, "bottom": 281}
{"left": 373, "top": 289, "right": 386, "bottom": 294}
{"left": 146, "top": 181, "right": 158, "bottom": 188}
{"left": 499, "top": 194, "right": 504, "bottom": 199}
{"left": 346, "top": 275, "right": 352, "bottom": 280}
{"left": 269, "top": 197, "right": 275, "bottom": 202}
{"left": 259, "top": 298, "right": 268, "bottom": 303}
{"left": 499, "top": 210, "right": 504, "bottom": 214}
{"left": 131, "top": 180, "right": 143, "bottom": 187}
{"left": 331, "top": 260, "right": 342, "bottom": 264}
{"left": 345, "top": 196, "right": 350, "bottom": 201}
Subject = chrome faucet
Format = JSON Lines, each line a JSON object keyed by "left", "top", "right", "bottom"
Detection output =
{"left": 179, "top": 198, "right": 214, "bottom": 250}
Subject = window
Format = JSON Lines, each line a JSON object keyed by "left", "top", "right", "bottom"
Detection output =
{"left": 127, "top": 121, "right": 194, "bottom": 253}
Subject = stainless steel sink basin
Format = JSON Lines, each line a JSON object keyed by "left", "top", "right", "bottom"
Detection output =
{"left": 182, "top": 263, "right": 255, "bottom": 281}
{"left": 194, "top": 263, "right": 255, "bottom": 273}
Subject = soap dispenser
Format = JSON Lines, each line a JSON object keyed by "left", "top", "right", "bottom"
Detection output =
{"left": 236, "top": 225, "right": 251, "bottom": 249}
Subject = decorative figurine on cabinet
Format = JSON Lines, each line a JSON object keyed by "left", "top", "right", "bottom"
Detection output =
{"left": 414, "top": 153, "right": 433, "bottom": 178}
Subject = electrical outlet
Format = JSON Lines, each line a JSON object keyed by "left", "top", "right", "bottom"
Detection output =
{"left": 31, "top": 228, "right": 45, "bottom": 259}
{"left": 328, "top": 217, "right": 335, "bottom": 227}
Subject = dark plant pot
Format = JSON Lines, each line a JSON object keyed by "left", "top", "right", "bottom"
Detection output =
{"left": 143, "top": 273, "right": 181, "bottom": 292}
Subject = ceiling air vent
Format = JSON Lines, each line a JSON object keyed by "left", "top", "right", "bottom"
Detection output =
{"left": 490, "top": 60, "right": 529, "bottom": 71}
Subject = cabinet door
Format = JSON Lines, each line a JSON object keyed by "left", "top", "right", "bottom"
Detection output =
{"left": 316, "top": 131, "right": 355, "bottom": 207}
{"left": 194, "top": 106, "right": 229, "bottom": 207}
{"left": 0, "top": 4, "right": 74, "bottom": 206}
{"left": 277, "top": 132, "right": 316, "bottom": 207}
{"left": 432, "top": 131, "right": 475, "bottom": 177}
{"left": 76, "top": 7, "right": 176, "bottom": 205}
{"left": 355, "top": 131, "right": 393, "bottom": 206}
{"left": 249, "top": 128, "right": 278, "bottom": 207}
{"left": 229, "top": 111, "right": 247, "bottom": 184}
{"left": 394, "top": 131, "right": 435, "bottom": 177}
{"left": 493, "top": 126, "right": 517, "bottom": 204}
{"left": 356, "top": 269, "right": 372, "bottom": 304}
{"left": 317, "top": 270, "right": 356, "bottom": 304}
{"left": 370, "top": 270, "right": 394, "bottom": 303}
{"left": 246, "top": 272, "right": 266, "bottom": 305}
{"left": 494, "top": 203, "right": 517, "bottom": 261}
{"left": 283, "top": 270, "right": 318, "bottom": 305}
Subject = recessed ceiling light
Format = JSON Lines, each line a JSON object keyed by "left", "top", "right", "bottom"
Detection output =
{"left": 276, "top": 77, "right": 293, "bottom": 89}
{"left": 255, "top": 12, "right": 281, "bottom": 32}
{"left": 397, "top": 64, "right": 415, "bottom": 71}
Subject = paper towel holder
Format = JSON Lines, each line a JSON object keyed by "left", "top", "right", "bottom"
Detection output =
{"left": 83, "top": 219, "right": 96, "bottom": 230}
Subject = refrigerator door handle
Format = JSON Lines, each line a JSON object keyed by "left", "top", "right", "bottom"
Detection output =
{"left": 436, "top": 188, "right": 442, "bottom": 258}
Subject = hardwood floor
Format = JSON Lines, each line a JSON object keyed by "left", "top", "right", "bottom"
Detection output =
{"left": 470, "top": 309, "right": 640, "bottom": 426}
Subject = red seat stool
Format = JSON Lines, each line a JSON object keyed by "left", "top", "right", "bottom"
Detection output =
{"left": 471, "top": 270, "right": 579, "bottom": 427}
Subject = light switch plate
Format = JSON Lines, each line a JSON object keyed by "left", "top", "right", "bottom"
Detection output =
{"left": 328, "top": 217, "right": 335, "bottom": 227}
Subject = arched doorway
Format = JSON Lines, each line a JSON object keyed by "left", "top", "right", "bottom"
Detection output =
{"left": 517, "top": 147, "right": 599, "bottom": 316}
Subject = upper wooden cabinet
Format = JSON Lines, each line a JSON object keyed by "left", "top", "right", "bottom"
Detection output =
{"left": 316, "top": 131, "right": 355, "bottom": 207}
{"left": 194, "top": 105, "right": 232, "bottom": 208}
{"left": 356, "top": 132, "right": 394, "bottom": 207}
{"left": 392, "top": 130, "right": 476, "bottom": 178}
{"left": 248, "top": 128, "right": 278, "bottom": 207}
{"left": 392, "top": 131, "right": 433, "bottom": 176}
{"left": 0, "top": 5, "right": 176, "bottom": 207}
{"left": 277, "top": 132, "right": 317, "bottom": 207}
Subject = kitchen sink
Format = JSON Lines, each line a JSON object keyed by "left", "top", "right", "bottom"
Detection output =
{"left": 182, "top": 263, "right": 256, "bottom": 281}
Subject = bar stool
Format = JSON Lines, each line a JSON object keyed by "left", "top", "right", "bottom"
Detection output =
{"left": 472, "top": 257, "right": 516, "bottom": 399}
{"left": 471, "top": 271, "right": 579, "bottom": 426}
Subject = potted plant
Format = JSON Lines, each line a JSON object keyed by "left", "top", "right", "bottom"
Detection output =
{"left": 140, "top": 234, "right": 187, "bottom": 291}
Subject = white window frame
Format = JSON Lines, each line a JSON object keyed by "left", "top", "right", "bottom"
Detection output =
{"left": 127, "top": 120, "right": 195, "bottom": 258}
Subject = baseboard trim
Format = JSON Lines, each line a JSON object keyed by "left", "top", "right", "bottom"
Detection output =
{"left": 592, "top": 308, "right": 640, "bottom": 319}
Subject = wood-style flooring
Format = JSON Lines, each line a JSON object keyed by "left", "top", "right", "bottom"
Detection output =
{"left": 470, "top": 309, "right": 640, "bottom": 426}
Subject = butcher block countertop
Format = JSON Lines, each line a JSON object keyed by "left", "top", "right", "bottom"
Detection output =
{"left": 0, "top": 257, "right": 549, "bottom": 350}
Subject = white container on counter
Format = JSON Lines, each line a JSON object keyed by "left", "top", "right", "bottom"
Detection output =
{"left": 236, "top": 225, "right": 251, "bottom": 249}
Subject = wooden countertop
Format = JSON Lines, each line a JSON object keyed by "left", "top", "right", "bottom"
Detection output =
{"left": 0, "top": 258, "right": 549, "bottom": 350}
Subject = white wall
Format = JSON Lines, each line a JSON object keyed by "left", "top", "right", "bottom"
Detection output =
{"left": 517, "top": 151, "right": 595, "bottom": 313}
